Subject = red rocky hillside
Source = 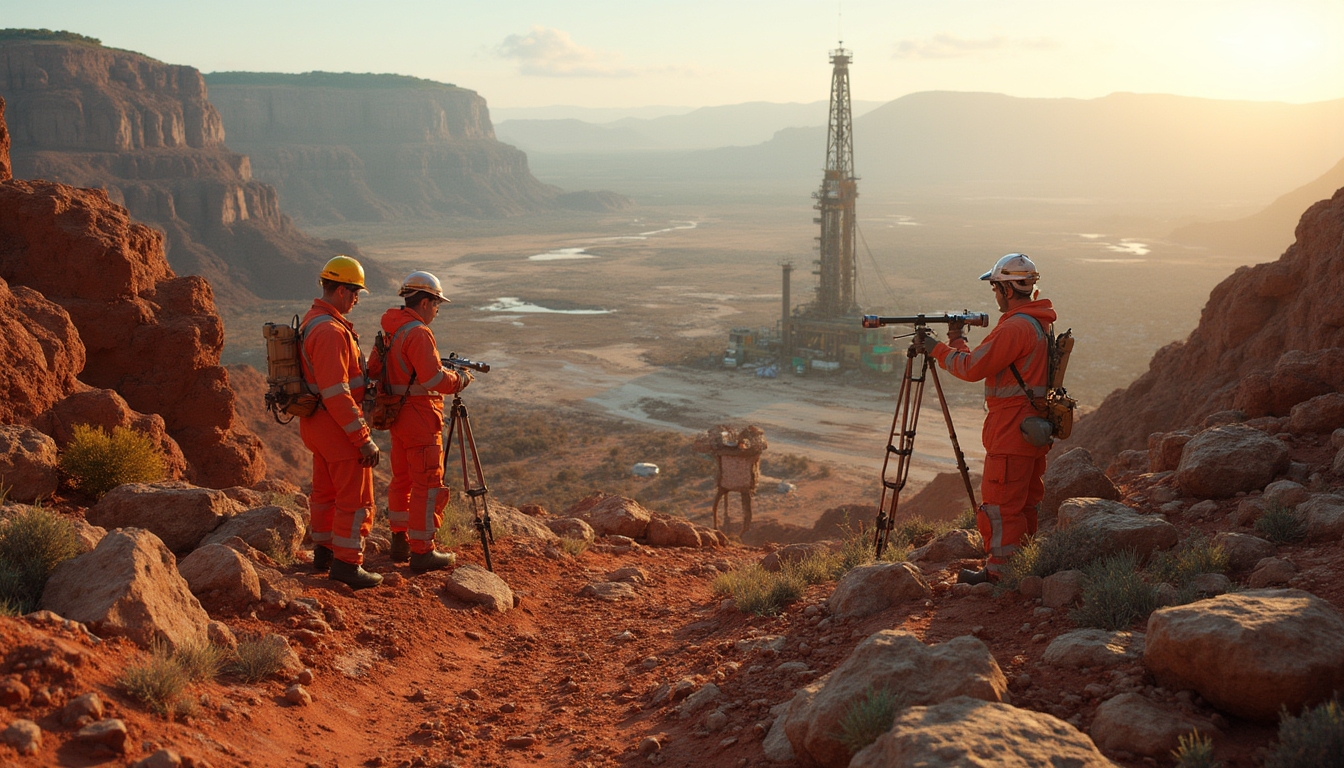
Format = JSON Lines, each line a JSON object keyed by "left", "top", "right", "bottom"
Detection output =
{"left": 0, "top": 95, "right": 264, "bottom": 488}
{"left": 1072, "top": 184, "right": 1344, "bottom": 462}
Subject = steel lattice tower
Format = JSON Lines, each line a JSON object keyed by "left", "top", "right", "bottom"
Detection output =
{"left": 811, "top": 46, "right": 858, "bottom": 318}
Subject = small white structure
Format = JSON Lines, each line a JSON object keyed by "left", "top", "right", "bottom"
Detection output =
{"left": 631, "top": 463, "right": 660, "bottom": 477}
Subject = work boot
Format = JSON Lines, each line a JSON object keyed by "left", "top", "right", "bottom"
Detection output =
{"left": 409, "top": 549, "right": 456, "bottom": 574}
{"left": 329, "top": 559, "right": 383, "bottom": 590}
{"left": 390, "top": 531, "right": 411, "bottom": 563}
{"left": 311, "top": 545, "right": 333, "bottom": 573}
{"left": 958, "top": 567, "right": 994, "bottom": 585}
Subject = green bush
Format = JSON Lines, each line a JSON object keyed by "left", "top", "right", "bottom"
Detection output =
{"left": 1071, "top": 551, "right": 1161, "bottom": 631}
{"left": 1265, "top": 699, "right": 1344, "bottom": 768}
{"left": 118, "top": 644, "right": 189, "bottom": 716}
{"left": 836, "top": 686, "right": 903, "bottom": 755}
{"left": 226, "top": 635, "right": 290, "bottom": 683}
{"left": 1172, "top": 730, "right": 1221, "bottom": 768}
{"left": 712, "top": 564, "right": 805, "bottom": 616}
{"left": 59, "top": 424, "right": 165, "bottom": 499}
{"left": 1147, "top": 532, "right": 1230, "bottom": 588}
{"left": 0, "top": 506, "right": 81, "bottom": 614}
{"left": 1000, "top": 526, "right": 1105, "bottom": 590}
{"left": 1255, "top": 503, "right": 1307, "bottom": 544}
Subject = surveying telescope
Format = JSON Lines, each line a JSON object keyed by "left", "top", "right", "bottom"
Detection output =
{"left": 867, "top": 312, "right": 982, "bottom": 557}
{"left": 862, "top": 312, "right": 989, "bottom": 329}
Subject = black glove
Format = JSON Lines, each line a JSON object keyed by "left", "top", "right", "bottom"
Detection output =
{"left": 358, "top": 440, "right": 380, "bottom": 468}
{"left": 921, "top": 333, "right": 941, "bottom": 355}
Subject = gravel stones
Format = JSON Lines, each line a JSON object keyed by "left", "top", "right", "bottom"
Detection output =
{"left": 1144, "top": 588, "right": 1344, "bottom": 721}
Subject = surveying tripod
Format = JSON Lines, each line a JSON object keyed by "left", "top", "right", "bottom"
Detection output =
{"left": 442, "top": 391, "right": 494, "bottom": 571}
{"left": 873, "top": 325, "right": 979, "bottom": 557}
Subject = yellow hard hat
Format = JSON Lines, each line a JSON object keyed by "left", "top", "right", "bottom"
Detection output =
{"left": 319, "top": 255, "right": 366, "bottom": 290}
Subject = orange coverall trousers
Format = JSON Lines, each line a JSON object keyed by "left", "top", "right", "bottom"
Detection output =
{"left": 387, "top": 402, "right": 450, "bottom": 555}
{"left": 979, "top": 448, "right": 1049, "bottom": 577}
{"left": 302, "top": 411, "right": 375, "bottom": 565}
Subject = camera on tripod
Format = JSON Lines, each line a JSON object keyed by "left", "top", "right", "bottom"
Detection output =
{"left": 441, "top": 354, "right": 490, "bottom": 373}
{"left": 861, "top": 312, "right": 989, "bottom": 329}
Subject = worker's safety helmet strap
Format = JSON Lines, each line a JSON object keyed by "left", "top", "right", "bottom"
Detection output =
{"left": 980, "top": 252, "right": 1039, "bottom": 293}
{"left": 319, "top": 255, "right": 367, "bottom": 291}
{"left": 398, "top": 270, "right": 448, "bottom": 302}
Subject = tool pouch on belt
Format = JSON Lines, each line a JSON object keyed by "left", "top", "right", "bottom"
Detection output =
{"left": 364, "top": 329, "right": 412, "bottom": 431}
{"left": 1008, "top": 363, "right": 1077, "bottom": 445}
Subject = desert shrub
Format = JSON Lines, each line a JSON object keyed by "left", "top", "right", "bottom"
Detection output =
{"left": 761, "top": 453, "right": 811, "bottom": 478}
{"left": 1000, "top": 526, "right": 1106, "bottom": 589}
{"left": 1071, "top": 551, "right": 1161, "bottom": 631}
{"left": 954, "top": 506, "right": 978, "bottom": 530}
{"left": 1265, "top": 699, "right": 1344, "bottom": 768}
{"left": 836, "top": 686, "right": 903, "bottom": 755}
{"left": 889, "top": 516, "right": 950, "bottom": 549}
{"left": 1147, "top": 532, "right": 1229, "bottom": 587}
{"left": 172, "top": 637, "right": 227, "bottom": 683}
{"left": 1255, "top": 503, "right": 1306, "bottom": 544}
{"left": 1172, "top": 730, "right": 1221, "bottom": 768}
{"left": 558, "top": 537, "right": 589, "bottom": 557}
{"left": 0, "top": 505, "right": 81, "bottom": 614}
{"left": 788, "top": 550, "right": 842, "bottom": 585}
{"left": 712, "top": 564, "right": 805, "bottom": 616}
{"left": 60, "top": 424, "right": 165, "bottom": 499}
{"left": 226, "top": 635, "right": 289, "bottom": 683}
{"left": 118, "top": 643, "right": 189, "bottom": 716}
{"left": 434, "top": 501, "right": 481, "bottom": 549}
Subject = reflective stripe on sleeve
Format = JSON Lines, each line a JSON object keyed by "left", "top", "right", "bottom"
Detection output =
{"left": 321, "top": 382, "right": 351, "bottom": 399}
{"left": 422, "top": 369, "right": 447, "bottom": 389}
{"left": 342, "top": 417, "right": 367, "bottom": 434}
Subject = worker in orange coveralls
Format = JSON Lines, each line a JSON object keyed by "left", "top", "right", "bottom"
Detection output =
{"left": 302, "top": 255, "right": 383, "bottom": 590}
{"left": 924, "top": 253, "right": 1057, "bottom": 584}
{"left": 373, "top": 271, "right": 472, "bottom": 573}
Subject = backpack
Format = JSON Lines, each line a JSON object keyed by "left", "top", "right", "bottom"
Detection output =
{"left": 262, "top": 316, "right": 320, "bottom": 423}
{"left": 1010, "top": 322, "right": 1078, "bottom": 444}
{"left": 362, "top": 321, "right": 423, "bottom": 431}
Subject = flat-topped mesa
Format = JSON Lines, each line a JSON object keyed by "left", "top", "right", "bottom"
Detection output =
{"left": 0, "top": 33, "right": 384, "bottom": 300}
{"left": 205, "top": 71, "right": 627, "bottom": 222}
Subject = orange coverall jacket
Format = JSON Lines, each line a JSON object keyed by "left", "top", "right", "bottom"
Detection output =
{"left": 370, "top": 307, "right": 468, "bottom": 552}
{"left": 929, "top": 299, "right": 1057, "bottom": 457}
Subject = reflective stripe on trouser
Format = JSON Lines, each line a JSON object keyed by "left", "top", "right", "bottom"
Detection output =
{"left": 309, "top": 451, "right": 374, "bottom": 564}
{"left": 977, "top": 452, "right": 1048, "bottom": 574}
{"left": 388, "top": 429, "right": 449, "bottom": 554}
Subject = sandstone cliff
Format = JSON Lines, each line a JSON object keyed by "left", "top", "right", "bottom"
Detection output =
{"left": 204, "top": 71, "right": 629, "bottom": 222}
{"left": 0, "top": 36, "right": 387, "bottom": 300}
{"left": 0, "top": 93, "right": 265, "bottom": 488}
{"left": 1072, "top": 184, "right": 1344, "bottom": 461}
{"left": 0, "top": 92, "right": 10, "bottom": 181}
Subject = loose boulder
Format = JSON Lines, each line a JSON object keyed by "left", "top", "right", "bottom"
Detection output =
{"left": 908, "top": 529, "right": 983, "bottom": 563}
{"left": 199, "top": 504, "right": 306, "bottom": 558}
{"left": 1040, "top": 448, "right": 1120, "bottom": 522}
{"left": 1143, "top": 588, "right": 1344, "bottom": 721}
{"left": 1287, "top": 392, "right": 1344, "bottom": 434}
{"left": 827, "top": 562, "right": 931, "bottom": 618}
{"left": 87, "top": 482, "right": 243, "bottom": 552}
{"left": 1148, "top": 430, "right": 1194, "bottom": 473}
{"left": 1057, "top": 498, "right": 1178, "bottom": 559}
{"left": 1211, "top": 532, "right": 1275, "bottom": 571}
{"left": 545, "top": 517, "right": 594, "bottom": 542}
{"left": 760, "top": 542, "right": 832, "bottom": 572}
{"left": 40, "top": 528, "right": 210, "bottom": 650}
{"left": 578, "top": 495, "right": 652, "bottom": 539}
{"left": 782, "top": 631, "right": 1007, "bottom": 768}
{"left": 0, "top": 425, "right": 59, "bottom": 503}
{"left": 176, "top": 544, "right": 261, "bottom": 612}
{"left": 850, "top": 696, "right": 1116, "bottom": 768}
{"left": 1175, "top": 425, "right": 1289, "bottom": 499}
{"left": 1043, "top": 629, "right": 1144, "bottom": 669}
{"left": 483, "top": 499, "right": 560, "bottom": 543}
{"left": 442, "top": 564, "right": 513, "bottom": 613}
{"left": 645, "top": 515, "right": 703, "bottom": 548}
{"left": 1299, "top": 494, "right": 1344, "bottom": 542}
{"left": 1090, "top": 693, "right": 1216, "bottom": 759}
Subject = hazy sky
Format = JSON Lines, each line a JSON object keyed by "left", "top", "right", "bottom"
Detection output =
{"left": 5, "top": 0, "right": 1343, "bottom": 108}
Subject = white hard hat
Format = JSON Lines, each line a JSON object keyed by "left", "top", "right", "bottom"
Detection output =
{"left": 398, "top": 271, "right": 447, "bottom": 301}
{"left": 980, "top": 253, "right": 1039, "bottom": 293}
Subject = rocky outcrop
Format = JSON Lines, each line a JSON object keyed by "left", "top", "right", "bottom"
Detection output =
{"left": 33, "top": 388, "right": 189, "bottom": 481}
{"left": 0, "top": 175, "right": 265, "bottom": 487}
{"left": 0, "top": 95, "right": 10, "bottom": 180}
{"left": 87, "top": 482, "right": 244, "bottom": 553}
{"left": 0, "top": 38, "right": 384, "bottom": 300}
{"left": 0, "top": 425, "right": 59, "bottom": 503}
{"left": 1072, "top": 185, "right": 1344, "bottom": 461}
{"left": 201, "top": 71, "right": 627, "bottom": 223}
{"left": 0, "top": 275, "right": 84, "bottom": 425}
